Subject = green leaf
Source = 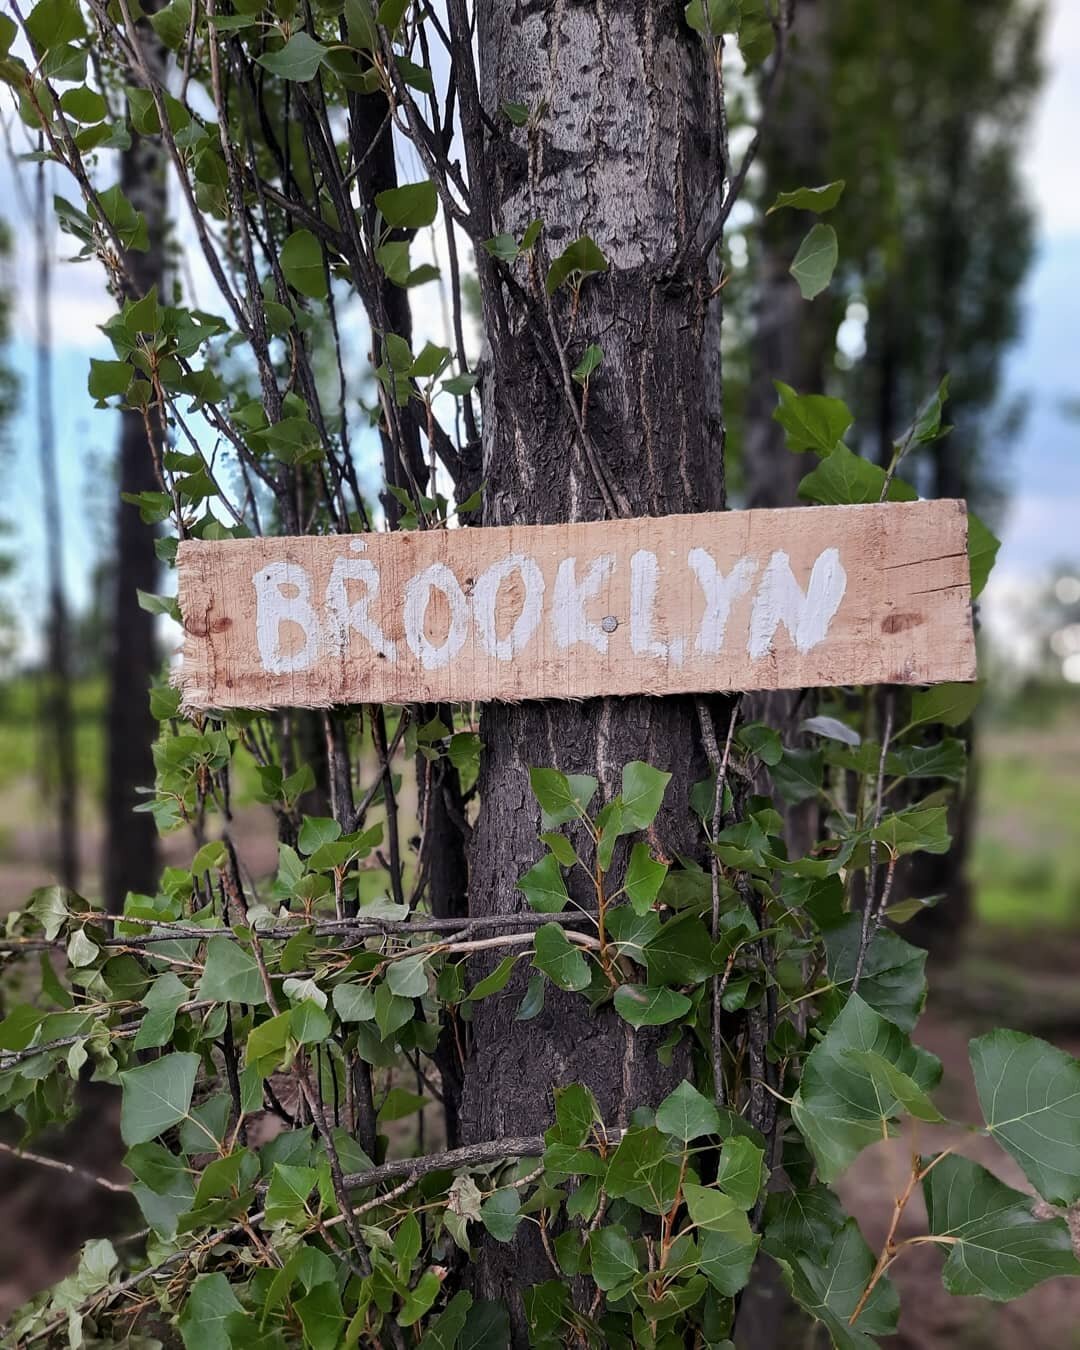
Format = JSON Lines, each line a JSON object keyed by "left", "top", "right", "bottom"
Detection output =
{"left": 924, "top": 1153, "right": 1080, "bottom": 1300}
{"left": 298, "top": 815, "right": 341, "bottom": 854}
{"left": 870, "top": 805, "right": 951, "bottom": 857}
{"left": 845, "top": 1048, "right": 943, "bottom": 1122}
{"left": 378, "top": 1087, "right": 427, "bottom": 1124}
{"left": 768, "top": 180, "right": 846, "bottom": 215}
{"left": 399, "top": 1270, "right": 441, "bottom": 1327}
{"left": 376, "top": 180, "right": 438, "bottom": 229}
{"left": 377, "top": 0, "right": 409, "bottom": 35}
{"left": 27, "top": 0, "right": 86, "bottom": 51}
{"left": 480, "top": 1187, "right": 521, "bottom": 1242}
{"left": 589, "top": 1224, "right": 638, "bottom": 1291}
{"left": 716, "top": 1135, "right": 766, "bottom": 1208}
{"left": 970, "top": 1029, "right": 1080, "bottom": 1205}
{"left": 120, "top": 1052, "right": 200, "bottom": 1146}
{"left": 332, "top": 982, "right": 375, "bottom": 1023}
{"left": 968, "top": 511, "right": 999, "bottom": 600}
{"left": 528, "top": 767, "right": 597, "bottom": 824}
{"left": 291, "top": 999, "right": 331, "bottom": 1045}
{"left": 417, "top": 1292, "right": 473, "bottom": 1350}
{"left": 374, "top": 983, "right": 414, "bottom": 1040}
{"left": 545, "top": 235, "right": 608, "bottom": 296}
{"left": 467, "top": 954, "right": 517, "bottom": 1001}
{"left": 771, "top": 748, "right": 823, "bottom": 806}
{"left": 295, "top": 1281, "right": 345, "bottom": 1350}
{"left": 540, "top": 831, "right": 577, "bottom": 867}
{"left": 684, "top": 0, "right": 740, "bottom": 37}
{"left": 802, "top": 714, "right": 861, "bottom": 746}
{"left": 61, "top": 85, "right": 106, "bottom": 123}
{"left": 739, "top": 722, "right": 784, "bottom": 766}
{"left": 699, "top": 1221, "right": 760, "bottom": 1297}
{"left": 500, "top": 99, "right": 530, "bottom": 125}
{"left": 572, "top": 344, "right": 604, "bottom": 384}
{"left": 604, "top": 1126, "right": 682, "bottom": 1214}
{"left": 655, "top": 1079, "right": 721, "bottom": 1142}
{"left": 790, "top": 223, "right": 838, "bottom": 300}
{"left": 198, "top": 936, "right": 267, "bottom": 1005}
{"left": 621, "top": 761, "right": 671, "bottom": 831}
{"left": 532, "top": 923, "right": 590, "bottom": 992}
{"left": 88, "top": 358, "right": 133, "bottom": 402}
{"left": 386, "top": 951, "right": 429, "bottom": 998}
{"left": 134, "top": 972, "right": 189, "bottom": 1051}
{"left": 516, "top": 972, "right": 546, "bottom": 1022}
{"left": 643, "top": 913, "right": 717, "bottom": 985}
{"left": 246, "top": 1011, "right": 293, "bottom": 1077}
{"left": 798, "top": 440, "right": 917, "bottom": 507}
{"left": 27, "top": 884, "right": 72, "bottom": 940}
{"left": 265, "top": 1162, "right": 318, "bottom": 1223}
{"left": 791, "top": 994, "right": 941, "bottom": 1181}
{"left": 908, "top": 681, "right": 982, "bottom": 730}
{"left": 179, "top": 1272, "right": 243, "bottom": 1350}
{"left": 684, "top": 1183, "right": 751, "bottom": 1235}
{"left": 772, "top": 381, "right": 853, "bottom": 456}
{"left": 280, "top": 229, "right": 328, "bottom": 300}
{"left": 460, "top": 1300, "right": 510, "bottom": 1349}
{"left": 773, "top": 1218, "right": 899, "bottom": 1349}
{"left": 624, "top": 841, "right": 668, "bottom": 914}
{"left": 824, "top": 916, "right": 927, "bottom": 1032}
{"left": 899, "top": 374, "right": 951, "bottom": 448}
{"left": 613, "top": 983, "right": 691, "bottom": 1028}
{"left": 256, "top": 32, "right": 328, "bottom": 82}
{"left": 126, "top": 1142, "right": 195, "bottom": 1239}
{"left": 517, "top": 852, "right": 569, "bottom": 913}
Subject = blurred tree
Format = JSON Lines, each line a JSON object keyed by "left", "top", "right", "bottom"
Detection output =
{"left": 35, "top": 156, "right": 78, "bottom": 890}
{"left": 0, "top": 219, "right": 19, "bottom": 680}
{"left": 738, "top": 0, "right": 1044, "bottom": 956}
{"left": 102, "top": 15, "right": 165, "bottom": 911}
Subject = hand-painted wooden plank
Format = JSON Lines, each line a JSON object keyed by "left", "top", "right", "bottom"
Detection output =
{"left": 175, "top": 499, "right": 976, "bottom": 709}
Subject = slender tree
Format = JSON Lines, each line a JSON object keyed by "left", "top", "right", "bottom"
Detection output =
{"left": 34, "top": 156, "right": 78, "bottom": 890}
{"left": 102, "top": 12, "right": 166, "bottom": 911}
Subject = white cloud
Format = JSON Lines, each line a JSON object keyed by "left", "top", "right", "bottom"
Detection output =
{"left": 1027, "top": 0, "right": 1080, "bottom": 237}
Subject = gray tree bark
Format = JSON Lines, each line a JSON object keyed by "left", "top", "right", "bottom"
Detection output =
{"left": 458, "top": 2, "right": 727, "bottom": 1331}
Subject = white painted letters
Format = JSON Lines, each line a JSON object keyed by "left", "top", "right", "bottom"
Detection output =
{"left": 404, "top": 563, "right": 470, "bottom": 670}
{"left": 630, "top": 550, "right": 684, "bottom": 665}
{"left": 689, "top": 550, "right": 758, "bottom": 655}
{"left": 253, "top": 561, "right": 322, "bottom": 674}
{"left": 552, "top": 554, "right": 615, "bottom": 652}
{"left": 250, "top": 541, "right": 850, "bottom": 677}
{"left": 747, "top": 548, "right": 847, "bottom": 659}
{"left": 473, "top": 554, "right": 546, "bottom": 660}
{"left": 325, "top": 542, "right": 397, "bottom": 662}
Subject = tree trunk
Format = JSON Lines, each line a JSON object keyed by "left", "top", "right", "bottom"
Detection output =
{"left": 103, "top": 25, "right": 166, "bottom": 911}
{"left": 35, "top": 158, "right": 78, "bottom": 892}
{"left": 459, "top": 2, "right": 724, "bottom": 1331}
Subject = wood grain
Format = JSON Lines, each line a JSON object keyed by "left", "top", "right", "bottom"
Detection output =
{"left": 175, "top": 500, "right": 976, "bottom": 709}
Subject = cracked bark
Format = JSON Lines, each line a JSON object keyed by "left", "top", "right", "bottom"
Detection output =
{"left": 459, "top": 2, "right": 727, "bottom": 1333}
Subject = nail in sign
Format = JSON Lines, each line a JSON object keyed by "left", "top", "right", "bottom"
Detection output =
{"left": 175, "top": 500, "right": 976, "bottom": 709}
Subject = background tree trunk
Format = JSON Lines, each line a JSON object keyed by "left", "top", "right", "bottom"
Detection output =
{"left": 103, "top": 23, "right": 166, "bottom": 911}
{"left": 34, "top": 158, "right": 78, "bottom": 892}
{"left": 459, "top": 2, "right": 725, "bottom": 1332}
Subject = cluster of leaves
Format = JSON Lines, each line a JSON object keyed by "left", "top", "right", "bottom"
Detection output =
{"left": 4, "top": 644, "right": 1080, "bottom": 1347}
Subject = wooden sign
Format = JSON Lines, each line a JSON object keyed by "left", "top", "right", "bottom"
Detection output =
{"left": 175, "top": 500, "right": 976, "bottom": 709}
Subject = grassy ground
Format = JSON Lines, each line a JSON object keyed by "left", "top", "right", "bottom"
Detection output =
{"left": 973, "top": 707, "right": 1080, "bottom": 928}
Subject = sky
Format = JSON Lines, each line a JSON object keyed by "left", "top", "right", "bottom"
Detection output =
{"left": 2, "top": 1, "right": 1078, "bottom": 655}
